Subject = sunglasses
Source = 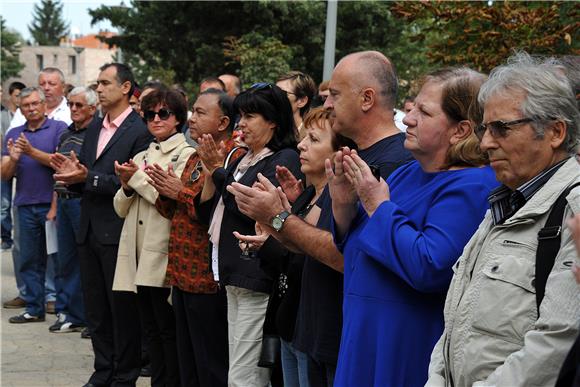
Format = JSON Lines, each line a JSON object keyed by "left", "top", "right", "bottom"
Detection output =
{"left": 475, "top": 118, "right": 534, "bottom": 141}
{"left": 250, "top": 82, "right": 273, "bottom": 91}
{"left": 143, "top": 108, "right": 174, "bottom": 122}
{"left": 67, "top": 102, "right": 86, "bottom": 109}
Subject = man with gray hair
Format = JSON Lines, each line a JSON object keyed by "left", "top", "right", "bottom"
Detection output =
{"left": 48, "top": 87, "right": 99, "bottom": 333}
{"left": 0, "top": 87, "right": 67, "bottom": 323}
{"left": 427, "top": 52, "right": 580, "bottom": 386}
{"left": 8, "top": 67, "right": 72, "bottom": 130}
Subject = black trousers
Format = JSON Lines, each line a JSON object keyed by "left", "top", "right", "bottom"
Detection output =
{"left": 78, "top": 228, "right": 141, "bottom": 387}
{"left": 137, "top": 285, "right": 180, "bottom": 387}
{"left": 172, "top": 286, "right": 228, "bottom": 387}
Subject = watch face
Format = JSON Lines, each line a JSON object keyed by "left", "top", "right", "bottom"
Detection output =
{"left": 272, "top": 217, "right": 283, "bottom": 231}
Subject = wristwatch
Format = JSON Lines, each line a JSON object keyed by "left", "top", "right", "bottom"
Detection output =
{"left": 271, "top": 210, "right": 291, "bottom": 232}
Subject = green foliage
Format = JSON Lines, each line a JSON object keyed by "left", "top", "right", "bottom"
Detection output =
{"left": 224, "top": 32, "right": 293, "bottom": 87}
{"left": 391, "top": 1, "right": 579, "bottom": 73}
{"left": 1, "top": 17, "right": 25, "bottom": 83}
{"left": 28, "top": 0, "right": 70, "bottom": 46}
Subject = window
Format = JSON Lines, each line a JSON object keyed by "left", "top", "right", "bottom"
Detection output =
{"left": 68, "top": 55, "right": 77, "bottom": 74}
{"left": 36, "top": 54, "right": 44, "bottom": 71}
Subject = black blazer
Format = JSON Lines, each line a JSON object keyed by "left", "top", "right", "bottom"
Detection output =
{"left": 75, "top": 110, "right": 152, "bottom": 245}
{"left": 196, "top": 148, "right": 303, "bottom": 293}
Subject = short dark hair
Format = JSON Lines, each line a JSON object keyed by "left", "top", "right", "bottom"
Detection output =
{"left": 140, "top": 87, "right": 188, "bottom": 128}
{"left": 200, "top": 76, "right": 225, "bottom": 91}
{"left": 100, "top": 63, "right": 136, "bottom": 100}
{"left": 9, "top": 82, "right": 26, "bottom": 95}
{"left": 234, "top": 83, "right": 297, "bottom": 152}
{"left": 199, "top": 88, "right": 236, "bottom": 133}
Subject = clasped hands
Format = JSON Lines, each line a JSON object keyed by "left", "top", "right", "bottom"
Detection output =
{"left": 326, "top": 147, "right": 390, "bottom": 217}
{"left": 51, "top": 150, "right": 88, "bottom": 185}
{"left": 6, "top": 133, "right": 35, "bottom": 161}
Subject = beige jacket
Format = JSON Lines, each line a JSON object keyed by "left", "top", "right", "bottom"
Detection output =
{"left": 427, "top": 157, "right": 580, "bottom": 387}
{"left": 112, "top": 133, "right": 195, "bottom": 292}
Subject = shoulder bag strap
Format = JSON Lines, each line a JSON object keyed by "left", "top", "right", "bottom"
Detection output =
{"left": 535, "top": 182, "right": 580, "bottom": 316}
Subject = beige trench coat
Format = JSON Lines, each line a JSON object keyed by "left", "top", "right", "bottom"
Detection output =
{"left": 427, "top": 157, "right": 580, "bottom": 387}
{"left": 112, "top": 133, "right": 195, "bottom": 292}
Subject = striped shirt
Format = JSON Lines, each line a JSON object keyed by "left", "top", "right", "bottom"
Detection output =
{"left": 488, "top": 157, "right": 570, "bottom": 225}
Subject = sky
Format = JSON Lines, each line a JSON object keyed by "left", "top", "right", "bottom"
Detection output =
{"left": 1, "top": 0, "right": 126, "bottom": 42}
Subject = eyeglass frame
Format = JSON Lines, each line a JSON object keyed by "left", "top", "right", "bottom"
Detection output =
{"left": 475, "top": 118, "right": 535, "bottom": 141}
{"left": 143, "top": 108, "right": 174, "bottom": 122}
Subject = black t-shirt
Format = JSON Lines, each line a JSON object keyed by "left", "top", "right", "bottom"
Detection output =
{"left": 292, "top": 132, "right": 413, "bottom": 365}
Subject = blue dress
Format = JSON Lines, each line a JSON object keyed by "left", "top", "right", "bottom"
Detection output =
{"left": 333, "top": 161, "right": 499, "bottom": 387}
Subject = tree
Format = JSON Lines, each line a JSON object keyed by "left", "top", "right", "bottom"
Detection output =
{"left": 29, "top": 0, "right": 70, "bottom": 46}
{"left": 391, "top": 1, "right": 579, "bottom": 73}
{"left": 1, "top": 16, "right": 25, "bottom": 83}
{"left": 89, "top": 1, "right": 428, "bottom": 104}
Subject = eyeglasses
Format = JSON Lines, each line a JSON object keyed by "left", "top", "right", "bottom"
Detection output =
{"left": 475, "top": 118, "right": 535, "bottom": 141}
{"left": 67, "top": 102, "right": 86, "bottom": 109}
{"left": 143, "top": 108, "right": 174, "bottom": 122}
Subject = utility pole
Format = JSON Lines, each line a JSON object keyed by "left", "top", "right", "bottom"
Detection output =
{"left": 322, "top": 0, "right": 337, "bottom": 81}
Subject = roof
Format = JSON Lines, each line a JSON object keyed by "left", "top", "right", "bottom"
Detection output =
{"left": 70, "top": 32, "right": 117, "bottom": 50}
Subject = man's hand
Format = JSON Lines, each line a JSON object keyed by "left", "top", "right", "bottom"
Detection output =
{"left": 342, "top": 149, "right": 390, "bottom": 217}
{"left": 325, "top": 148, "right": 357, "bottom": 207}
{"left": 46, "top": 206, "right": 57, "bottom": 221}
{"left": 145, "top": 163, "right": 183, "bottom": 200}
{"left": 276, "top": 165, "right": 303, "bottom": 203}
{"left": 197, "top": 134, "right": 226, "bottom": 175}
{"left": 226, "top": 173, "right": 287, "bottom": 224}
{"left": 52, "top": 151, "right": 88, "bottom": 184}
{"left": 114, "top": 159, "right": 139, "bottom": 190}
{"left": 6, "top": 138, "right": 22, "bottom": 161}
{"left": 15, "top": 133, "right": 33, "bottom": 155}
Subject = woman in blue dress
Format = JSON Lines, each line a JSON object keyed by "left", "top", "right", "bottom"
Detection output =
{"left": 327, "top": 68, "right": 499, "bottom": 387}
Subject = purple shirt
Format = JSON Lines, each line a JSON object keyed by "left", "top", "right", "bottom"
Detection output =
{"left": 2, "top": 118, "right": 67, "bottom": 206}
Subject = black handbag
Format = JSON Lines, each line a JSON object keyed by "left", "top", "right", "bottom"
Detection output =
{"left": 257, "top": 334, "right": 281, "bottom": 368}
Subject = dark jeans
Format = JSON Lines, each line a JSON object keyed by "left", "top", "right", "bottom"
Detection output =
{"left": 1, "top": 178, "right": 13, "bottom": 244}
{"left": 136, "top": 286, "right": 179, "bottom": 387}
{"left": 18, "top": 204, "right": 50, "bottom": 317}
{"left": 172, "top": 287, "right": 228, "bottom": 387}
{"left": 55, "top": 198, "right": 84, "bottom": 324}
{"left": 78, "top": 227, "right": 141, "bottom": 387}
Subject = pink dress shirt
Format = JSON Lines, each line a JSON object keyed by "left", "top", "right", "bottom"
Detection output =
{"left": 96, "top": 106, "right": 134, "bottom": 158}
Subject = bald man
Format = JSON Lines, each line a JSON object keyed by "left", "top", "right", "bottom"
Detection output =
{"left": 225, "top": 51, "right": 413, "bottom": 385}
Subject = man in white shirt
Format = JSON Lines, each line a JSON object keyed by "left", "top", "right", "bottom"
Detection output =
{"left": 8, "top": 68, "right": 72, "bottom": 130}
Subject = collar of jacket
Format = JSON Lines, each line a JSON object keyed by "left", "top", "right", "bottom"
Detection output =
{"left": 502, "top": 157, "right": 580, "bottom": 225}
{"left": 154, "top": 132, "right": 188, "bottom": 154}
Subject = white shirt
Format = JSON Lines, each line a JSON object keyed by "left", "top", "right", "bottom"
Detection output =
{"left": 394, "top": 108, "right": 407, "bottom": 132}
{"left": 7, "top": 97, "right": 71, "bottom": 133}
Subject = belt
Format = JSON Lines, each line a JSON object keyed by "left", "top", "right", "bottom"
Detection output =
{"left": 56, "top": 192, "right": 81, "bottom": 199}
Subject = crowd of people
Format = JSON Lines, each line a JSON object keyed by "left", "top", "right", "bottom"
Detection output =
{"left": 0, "top": 49, "right": 579, "bottom": 387}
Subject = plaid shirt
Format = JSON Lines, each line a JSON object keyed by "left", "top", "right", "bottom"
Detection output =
{"left": 156, "top": 139, "right": 245, "bottom": 293}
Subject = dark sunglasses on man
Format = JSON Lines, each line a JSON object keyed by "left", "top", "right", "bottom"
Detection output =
{"left": 475, "top": 118, "right": 535, "bottom": 141}
{"left": 143, "top": 108, "right": 174, "bottom": 122}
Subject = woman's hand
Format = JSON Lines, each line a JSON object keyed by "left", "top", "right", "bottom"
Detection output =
{"left": 145, "top": 163, "right": 184, "bottom": 200}
{"left": 276, "top": 165, "right": 303, "bottom": 203}
{"left": 342, "top": 149, "right": 390, "bottom": 217}
{"left": 197, "top": 134, "right": 226, "bottom": 175}
{"left": 114, "top": 159, "right": 139, "bottom": 190}
{"left": 233, "top": 222, "right": 270, "bottom": 252}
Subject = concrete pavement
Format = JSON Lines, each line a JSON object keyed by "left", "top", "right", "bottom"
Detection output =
{"left": 1, "top": 248, "right": 149, "bottom": 387}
